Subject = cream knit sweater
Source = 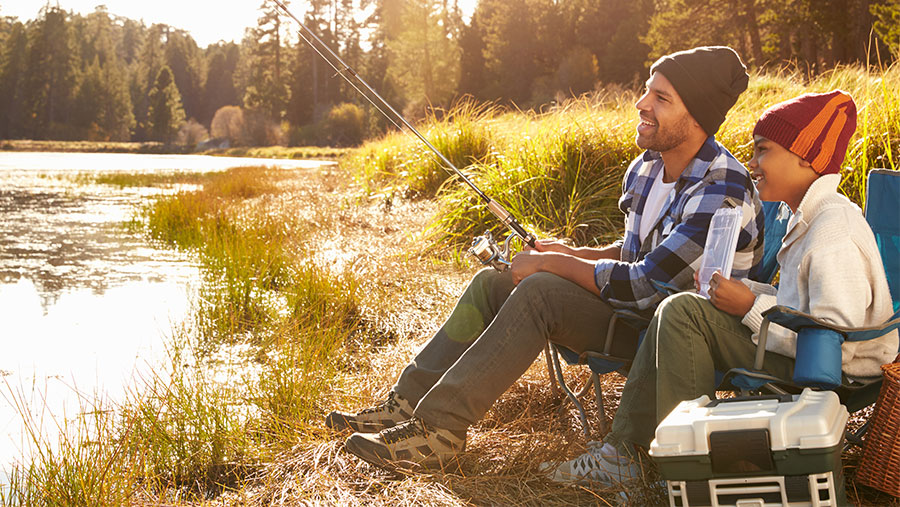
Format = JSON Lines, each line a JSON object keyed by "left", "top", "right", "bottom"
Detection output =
{"left": 740, "top": 174, "right": 898, "bottom": 377}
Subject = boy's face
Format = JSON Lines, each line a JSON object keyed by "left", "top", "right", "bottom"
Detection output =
{"left": 634, "top": 72, "right": 695, "bottom": 152}
{"left": 749, "top": 135, "right": 819, "bottom": 210}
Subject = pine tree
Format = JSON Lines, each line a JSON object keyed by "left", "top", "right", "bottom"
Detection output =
{"left": 165, "top": 30, "right": 206, "bottom": 122}
{"left": 0, "top": 21, "right": 27, "bottom": 138}
{"left": 203, "top": 42, "right": 241, "bottom": 125}
{"left": 479, "top": 0, "right": 540, "bottom": 104}
{"left": 22, "top": 6, "right": 79, "bottom": 139}
{"left": 243, "top": 0, "right": 290, "bottom": 121}
{"left": 387, "top": 0, "right": 461, "bottom": 110}
{"left": 132, "top": 24, "right": 167, "bottom": 141}
{"left": 147, "top": 65, "right": 185, "bottom": 143}
{"left": 872, "top": 0, "right": 900, "bottom": 58}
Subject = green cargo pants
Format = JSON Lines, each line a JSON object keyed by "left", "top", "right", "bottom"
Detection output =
{"left": 604, "top": 292, "right": 797, "bottom": 454}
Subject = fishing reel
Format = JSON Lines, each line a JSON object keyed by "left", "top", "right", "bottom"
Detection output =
{"left": 469, "top": 230, "right": 521, "bottom": 272}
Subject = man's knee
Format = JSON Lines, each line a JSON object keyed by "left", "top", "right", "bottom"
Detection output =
{"left": 515, "top": 271, "right": 567, "bottom": 294}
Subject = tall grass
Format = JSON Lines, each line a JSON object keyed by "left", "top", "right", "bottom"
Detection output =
{"left": 1, "top": 165, "right": 368, "bottom": 503}
{"left": 0, "top": 386, "right": 135, "bottom": 506}
{"left": 347, "top": 64, "right": 899, "bottom": 252}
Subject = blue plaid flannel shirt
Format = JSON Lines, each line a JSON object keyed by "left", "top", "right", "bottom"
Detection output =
{"left": 594, "top": 136, "right": 765, "bottom": 311}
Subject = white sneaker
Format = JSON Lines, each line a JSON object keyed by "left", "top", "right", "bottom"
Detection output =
{"left": 542, "top": 441, "right": 640, "bottom": 486}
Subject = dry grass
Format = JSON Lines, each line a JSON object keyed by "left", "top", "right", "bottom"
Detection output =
{"left": 225, "top": 165, "right": 895, "bottom": 506}
{"left": 194, "top": 164, "right": 661, "bottom": 505}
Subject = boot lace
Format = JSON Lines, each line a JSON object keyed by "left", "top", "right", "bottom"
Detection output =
{"left": 359, "top": 391, "right": 400, "bottom": 416}
{"left": 381, "top": 418, "right": 427, "bottom": 445}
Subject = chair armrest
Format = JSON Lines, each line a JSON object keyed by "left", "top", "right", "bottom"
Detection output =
{"left": 762, "top": 306, "right": 900, "bottom": 342}
{"left": 612, "top": 308, "right": 652, "bottom": 325}
{"left": 651, "top": 278, "right": 683, "bottom": 296}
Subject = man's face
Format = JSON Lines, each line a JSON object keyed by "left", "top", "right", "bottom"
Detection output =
{"left": 634, "top": 72, "right": 695, "bottom": 152}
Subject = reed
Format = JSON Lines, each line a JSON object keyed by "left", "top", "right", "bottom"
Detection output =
{"left": 348, "top": 64, "right": 899, "bottom": 255}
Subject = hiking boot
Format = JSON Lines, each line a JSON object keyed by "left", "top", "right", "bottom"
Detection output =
{"left": 344, "top": 416, "right": 466, "bottom": 471}
{"left": 541, "top": 441, "right": 640, "bottom": 486}
{"left": 325, "top": 391, "right": 414, "bottom": 433}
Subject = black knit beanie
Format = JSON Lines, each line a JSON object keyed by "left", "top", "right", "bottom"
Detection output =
{"left": 650, "top": 46, "right": 749, "bottom": 136}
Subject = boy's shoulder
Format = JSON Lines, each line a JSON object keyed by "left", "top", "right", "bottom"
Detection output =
{"left": 801, "top": 175, "right": 862, "bottom": 225}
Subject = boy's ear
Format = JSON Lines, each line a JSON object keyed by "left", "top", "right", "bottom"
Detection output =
{"left": 798, "top": 158, "right": 812, "bottom": 169}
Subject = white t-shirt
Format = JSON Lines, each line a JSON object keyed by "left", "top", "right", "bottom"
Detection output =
{"left": 639, "top": 170, "right": 677, "bottom": 242}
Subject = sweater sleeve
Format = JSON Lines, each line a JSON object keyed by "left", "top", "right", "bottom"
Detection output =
{"left": 742, "top": 212, "right": 877, "bottom": 359}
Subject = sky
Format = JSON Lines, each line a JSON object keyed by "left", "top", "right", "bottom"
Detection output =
{"left": 1, "top": 1, "right": 477, "bottom": 48}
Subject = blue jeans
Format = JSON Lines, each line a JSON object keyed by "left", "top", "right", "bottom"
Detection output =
{"left": 394, "top": 268, "right": 638, "bottom": 431}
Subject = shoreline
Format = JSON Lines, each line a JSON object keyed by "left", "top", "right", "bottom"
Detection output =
{"left": 0, "top": 139, "right": 353, "bottom": 160}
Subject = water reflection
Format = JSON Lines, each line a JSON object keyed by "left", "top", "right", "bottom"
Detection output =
{"left": 0, "top": 151, "right": 331, "bottom": 472}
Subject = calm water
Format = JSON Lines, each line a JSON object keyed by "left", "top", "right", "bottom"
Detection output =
{"left": 0, "top": 151, "right": 332, "bottom": 471}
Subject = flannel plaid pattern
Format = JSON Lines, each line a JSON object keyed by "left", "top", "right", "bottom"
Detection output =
{"left": 595, "top": 136, "right": 764, "bottom": 311}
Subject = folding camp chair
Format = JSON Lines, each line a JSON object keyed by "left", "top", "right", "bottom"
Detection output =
{"left": 722, "top": 168, "right": 900, "bottom": 447}
{"left": 548, "top": 199, "right": 792, "bottom": 436}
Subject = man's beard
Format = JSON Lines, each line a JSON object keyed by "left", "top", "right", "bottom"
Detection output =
{"left": 636, "top": 111, "right": 693, "bottom": 152}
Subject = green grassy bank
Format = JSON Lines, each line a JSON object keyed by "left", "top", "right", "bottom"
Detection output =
{"left": 0, "top": 139, "right": 349, "bottom": 160}
{"left": 3, "top": 65, "right": 898, "bottom": 505}
{"left": 353, "top": 64, "right": 899, "bottom": 249}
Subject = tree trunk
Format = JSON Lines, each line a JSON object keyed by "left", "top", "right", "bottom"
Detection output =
{"left": 743, "top": 0, "right": 764, "bottom": 67}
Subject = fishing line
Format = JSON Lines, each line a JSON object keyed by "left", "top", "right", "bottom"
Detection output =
{"left": 271, "top": 0, "right": 536, "bottom": 269}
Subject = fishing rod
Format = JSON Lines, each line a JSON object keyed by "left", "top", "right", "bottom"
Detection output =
{"left": 271, "top": 0, "right": 536, "bottom": 271}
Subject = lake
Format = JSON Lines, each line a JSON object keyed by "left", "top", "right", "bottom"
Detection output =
{"left": 0, "top": 151, "right": 333, "bottom": 473}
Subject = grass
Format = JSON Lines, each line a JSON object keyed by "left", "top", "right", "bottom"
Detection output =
{"left": 0, "top": 139, "right": 186, "bottom": 154}
{"left": 200, "top": 145, "right": 352, "bottom": 160}
{"left": 71, "top": 171, "right": 211, "bottom": 188}
{"left": 0, "top": 139, "right": 352, "bottom": 160}
{"left": 3, "top": 65, "right": 899, "bottom": 505}
{"left": 351, "top": 64, "right": 899, "bottom": 253}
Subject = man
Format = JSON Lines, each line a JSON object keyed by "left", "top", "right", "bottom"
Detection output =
{"left": 327, "top": 46, "right": 764, "bottom": 472}
{"left": 546, "top": 89, "right": 898, "bottom": 486}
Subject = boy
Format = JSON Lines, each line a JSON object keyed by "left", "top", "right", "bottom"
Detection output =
{"left": 547, "top": 90, "right": 898, "bottom": 485}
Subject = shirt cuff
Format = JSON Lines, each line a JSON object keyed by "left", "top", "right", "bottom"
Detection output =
{"left": 741, "top": 293, "right": 778, "bottom": 334}
{"left": 593, "top": 259, "right": 616, "bottom": 292}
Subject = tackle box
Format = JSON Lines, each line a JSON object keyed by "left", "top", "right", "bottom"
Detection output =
{"left": 649, "top": 389, "right": 848, "bottom": 506}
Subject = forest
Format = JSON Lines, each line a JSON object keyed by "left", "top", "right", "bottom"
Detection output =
{"left": 0, "top": 0, "right": 897, "bottom": 147}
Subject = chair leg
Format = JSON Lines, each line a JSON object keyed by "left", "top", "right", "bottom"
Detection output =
{"left": 550, "top": 344, "right": 591, "bottom": 438}
{"left": 591, "top": 372, "right": 608, "bottom": 433}
{"left": 844, "top": 419, "right": 870, "bottom": 452}
{"left": 544, "top": 343, "right": 559, "bottom": 397}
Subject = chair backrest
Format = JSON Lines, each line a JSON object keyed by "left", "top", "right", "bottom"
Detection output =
{"left": 865, "top": 169, "right": 900, "bottom": 313}
{"left": 749, "top": 200, "right": 791, "bottom": 284}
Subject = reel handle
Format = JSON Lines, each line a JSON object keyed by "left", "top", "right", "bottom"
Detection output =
{"left": 469, "top": 230, "right": 522, "bottom": 272}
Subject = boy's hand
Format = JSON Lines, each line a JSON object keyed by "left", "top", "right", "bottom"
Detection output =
{"left": 708, "top": 272, "right": 755, "bottom": 317}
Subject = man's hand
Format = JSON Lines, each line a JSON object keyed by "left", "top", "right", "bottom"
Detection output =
{"left": 708, "top": 272, "right": 755, "bottom": 317}
{"left": 528, "top": 238, "right": 573, "bottom": 255}
{"left": 510, "top": 249, "right": 544, "bottom": 285}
